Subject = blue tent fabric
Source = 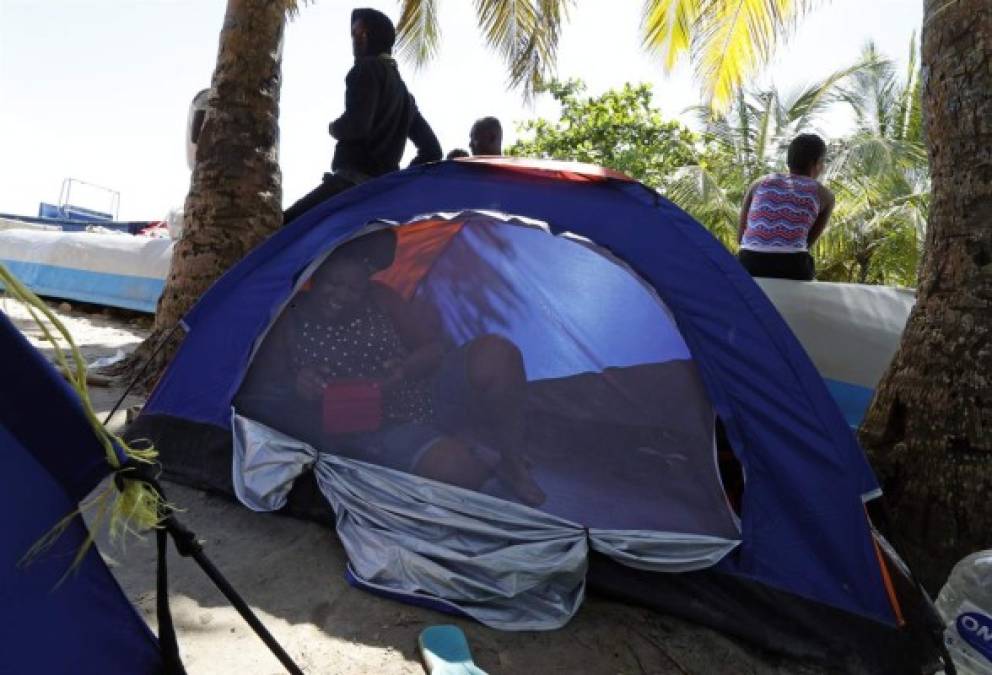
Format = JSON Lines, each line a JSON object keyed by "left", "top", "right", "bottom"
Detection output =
{"left": 0, "top": 313, "right": 162, "bottom": 674}
{"left": 411, "top": 217, "right": 694, "bottom": 380}
{"left": 144, "top": 160, "right": 895, "bottom": 626}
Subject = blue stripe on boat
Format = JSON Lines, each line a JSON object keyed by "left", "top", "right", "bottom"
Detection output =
{"left": 824, "top": 378, "right": 875, "bottom": 429}
{"left": 0, "top": 259, "right": 164, "bottom": 313}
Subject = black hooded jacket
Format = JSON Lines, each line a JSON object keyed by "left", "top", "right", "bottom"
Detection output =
{"left": 329, "top": 54, "right": 441, "bottom": 178}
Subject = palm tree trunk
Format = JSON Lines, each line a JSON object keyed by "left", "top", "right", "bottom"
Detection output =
{"left": 125, "top": 0, "right": 287, "bottom": 383}
{"left": 860, "top": 0, "right": 992, "bottom": 591}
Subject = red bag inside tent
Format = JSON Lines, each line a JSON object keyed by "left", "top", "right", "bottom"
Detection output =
{"left": 322, "top": 379, "right": 383, "bottom": 434}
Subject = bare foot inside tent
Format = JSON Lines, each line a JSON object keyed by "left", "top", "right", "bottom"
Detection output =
{"left": 497, "top": 452, "right": 546, "bottom": 507}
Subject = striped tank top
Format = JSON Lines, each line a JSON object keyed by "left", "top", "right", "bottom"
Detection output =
{"left": 741, "top": 173, "right": 820, "bottom": 252}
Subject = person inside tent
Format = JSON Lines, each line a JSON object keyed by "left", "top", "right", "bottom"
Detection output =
{"left": 469, "top": 117, "right": 503, "bottom": 156}
{"left": 737, "top": 133, "right": 835, "bottom": 281}
{"left": 260, "top": 229, "right": 546, "bottom": 506}
{"left": 283, "top": 8, "right": 442, "bottom": 225}
{"left": 446, "top": 148, "right": 470, "bottom": 160}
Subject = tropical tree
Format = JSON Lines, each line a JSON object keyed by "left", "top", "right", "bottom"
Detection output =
{"left": 666, "top": 60, "right": 868, "bottom": 246}
{"left": 121, "top": 0, "right": 297, "bottom": 379}
{"left": 507, "top": 80, "right": 698, "bottom": 187}
{"left": 658, "top": 40, "right": 928, "bottom": 285}
{"left": 859, "top": 1, "right": 992, "bottom": 589}
{"left": 814, "top": 171, "right": 927, "bottom": 285}
{"left": 507, "top": 47, "right": 927, "bottom": 272}
{"left": 813, "top": 39, "right": 928, "bottom": 286}
{"left": 397, "top": 0, "right": 821, "bottom": 108}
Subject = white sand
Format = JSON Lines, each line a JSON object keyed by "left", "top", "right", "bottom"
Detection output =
{"left": 7, "top": 298, "right": 825, "bottom": 675}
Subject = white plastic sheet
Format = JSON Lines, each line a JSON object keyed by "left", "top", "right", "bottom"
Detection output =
{"left": 232, "top": 413, "right": 741, "bottom": 630}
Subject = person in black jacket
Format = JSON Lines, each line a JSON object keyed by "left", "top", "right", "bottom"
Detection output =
{"left": 284, "top": 8, "right": 442, "bottom": 225}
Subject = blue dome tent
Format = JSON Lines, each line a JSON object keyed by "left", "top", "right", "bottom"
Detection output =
{"left": 127, "top": 158, "right": 943, "bottom": 673}
{"left": 0, "top": 289, "right": 303, "bottom": 674}
{"left": 0, "top": 312, "right": 165, "bottom": 674}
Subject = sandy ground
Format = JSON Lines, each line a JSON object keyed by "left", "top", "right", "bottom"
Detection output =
{"left": 5, "top": 297, "right": 827, "bottom": 675}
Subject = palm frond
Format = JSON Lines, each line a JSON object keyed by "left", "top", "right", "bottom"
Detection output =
{"left": 642, "top": 0, "right": 827, "bottom": 110}
{"left": 753, "top": 90, "right": 776, "bottom": 165}
{"left": 474, "top": 0, "right": 572, "bottom": 96}
{"left": 695, "top": 0, "right": 816, "bottom": 109}
{"left": 641, "top": 0, "right": 701, "bottom": 69}
{"left": 903, "top": 71, "right": 924, "bottom": 144}
{"left": 838, "top": 43, "right": 900, "bottom": 135}
{"left": 735, "top": 86, "right": 753, "bottom": 163}
{"left": 663, "top": 164, "right": 740, "bottom": 244}
{"left": 786, "top": 58, "right": 878, "bottom": 129}
{"left": 396, "top": 0, "right": 442, "bottom": 67}
{"left": 895, "top": 32, "right": 919, "bottom": 141}
{"left": 284, "top": 0, "right": 307, "bottom": 19}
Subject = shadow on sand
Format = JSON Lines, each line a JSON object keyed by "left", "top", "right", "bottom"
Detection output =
{"left": 87, "top": 480, "right": 821, "bottom": 675}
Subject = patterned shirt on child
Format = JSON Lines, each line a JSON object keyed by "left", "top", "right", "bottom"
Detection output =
{"left": 291, "top": 301, "right": 434, "bottom": 425}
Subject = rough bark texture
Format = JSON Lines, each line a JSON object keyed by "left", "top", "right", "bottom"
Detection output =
{"left": 860, "top": 0, "right": 992, "bottom": 591}
{"left": 125, "top": 0, "right": 287, "bottom": 384}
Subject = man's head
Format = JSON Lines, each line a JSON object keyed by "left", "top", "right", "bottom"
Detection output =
{"left": 787, "top": 133, "right": 827, "bottom": 179}
{"left": 469, "top": 117, "right": 503, "bottom": 156}
{"left": 446, "top": 148, "right": 470, "bottom": 160}
{"left": 351, "top": 8, "right": 395, "bottom": 59}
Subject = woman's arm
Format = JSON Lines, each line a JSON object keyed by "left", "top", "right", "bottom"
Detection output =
{"left": 807, "top": 185, "right": 836, "bottom": 247}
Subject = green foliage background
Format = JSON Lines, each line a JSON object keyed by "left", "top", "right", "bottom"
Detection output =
{"left": 508, "top": 42, "right": 928, "bottom": 287}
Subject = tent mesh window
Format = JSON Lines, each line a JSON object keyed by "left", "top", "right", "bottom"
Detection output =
{"left": 235, "top": 213, "right": 740, "bottom": 536}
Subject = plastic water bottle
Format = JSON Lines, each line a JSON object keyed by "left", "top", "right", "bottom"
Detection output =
{"left": 936, "top": 550, "right": 992, "bottom": 674}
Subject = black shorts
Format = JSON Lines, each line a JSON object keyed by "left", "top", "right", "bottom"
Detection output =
{"left": 738, "top": 249, "right": 815, "bottom": 281}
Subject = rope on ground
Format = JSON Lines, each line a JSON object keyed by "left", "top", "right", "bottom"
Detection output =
{"left": 102, "top": 322, "right": 181, "bottom": 426}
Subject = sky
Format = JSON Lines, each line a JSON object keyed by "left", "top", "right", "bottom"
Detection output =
{"left": 0, "top": 0, "right": 922, "bottom": 221}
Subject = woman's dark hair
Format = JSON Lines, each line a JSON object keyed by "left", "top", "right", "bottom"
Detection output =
{"left": 786, "top": 133, "right": 827, "bottom": 175}
{"left": 332, "top": 228, "right": 397, "bottom": 272}
{"left": 352, "top": 8, "right": 396, "bottom": 56}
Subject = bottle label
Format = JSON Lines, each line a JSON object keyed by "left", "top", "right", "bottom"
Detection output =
{"left": 955, "top": 601, "right": 992, "bottom": 664}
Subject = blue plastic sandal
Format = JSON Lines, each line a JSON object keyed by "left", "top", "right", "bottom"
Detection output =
{"left": 418, "top": 625, "right": 488, "bottom": 675}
